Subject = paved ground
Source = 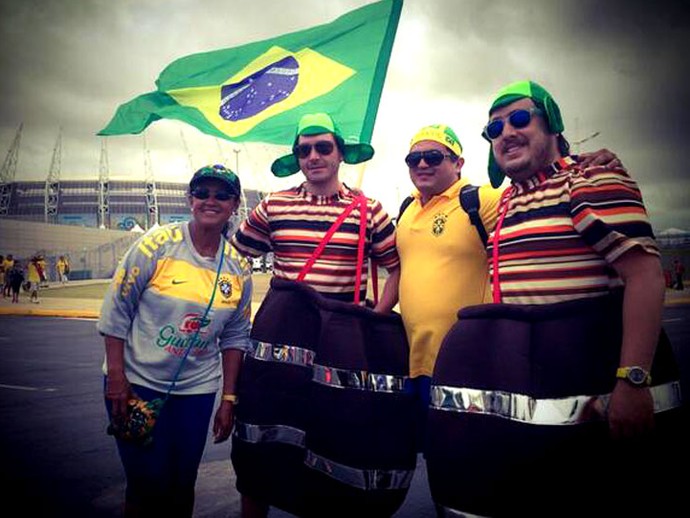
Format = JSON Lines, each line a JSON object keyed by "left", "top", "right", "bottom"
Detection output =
{"left": 1, "top": 278, "right": 687, "bottom": 517}
{"left": 1, "top": 278, "right": 688, "bottom": 318}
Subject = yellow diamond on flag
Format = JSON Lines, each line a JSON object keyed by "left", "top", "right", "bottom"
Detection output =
{"left": 167, "top": 46, "right": 355, "bottom": 139}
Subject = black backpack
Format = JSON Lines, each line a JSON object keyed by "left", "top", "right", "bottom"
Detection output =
{"left": 397, "top": 184, "right": 488, "bottom": 247}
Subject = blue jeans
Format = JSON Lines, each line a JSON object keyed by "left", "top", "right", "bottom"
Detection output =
{"left": 404, "top": 375, "right": 431, "bottom": 453}
{"left": 104, "top": 381, "right": 215, "bottom": 516}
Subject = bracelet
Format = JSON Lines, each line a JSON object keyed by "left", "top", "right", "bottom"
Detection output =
{"left": 221, "top": 393, "right": 238, "bottom": 404}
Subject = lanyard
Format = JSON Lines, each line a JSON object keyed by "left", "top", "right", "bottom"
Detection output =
{"left": 164, "top": 242, "right": 225, "bottom": 401}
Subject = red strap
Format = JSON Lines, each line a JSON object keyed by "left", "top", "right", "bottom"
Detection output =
{"left": 491, "top": 187, "right": 514, "bottom": 303}
{"left": 352, "top": 195, "right": 367, "bottom": 304}
{"left": 297, "top": 195, "right": 370, "bottom": 304}
{"left": 371, "top": 260, "right": 379, "bottom": 306}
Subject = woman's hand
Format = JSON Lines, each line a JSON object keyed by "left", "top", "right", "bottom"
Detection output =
{"left": 213, "top": 401, "right": 235, "bottom": 443}
{"left": 105, "top": 371, "right": 132, "bottom": 423}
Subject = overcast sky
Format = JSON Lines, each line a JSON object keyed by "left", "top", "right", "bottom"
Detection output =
{"left": 1, "top": 0, "right": 688, "bottom": 231}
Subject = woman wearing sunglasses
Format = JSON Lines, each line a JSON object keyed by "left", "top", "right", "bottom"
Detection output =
{"left": 98, "top": 164, "right": 253, "bottom": 517}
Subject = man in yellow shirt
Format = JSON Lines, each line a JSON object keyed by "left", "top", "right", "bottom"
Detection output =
{"left": 394, "top": 125, "right": 621, "bottom": 437}
{"left": 396, "top": 125, "right": 502, "bottom": 421}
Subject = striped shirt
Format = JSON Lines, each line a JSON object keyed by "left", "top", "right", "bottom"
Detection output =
{"left": 232, "top": 183, "right": 399, "bottom": 302}
{"left": 487, "top": 156, "right": 659, "bottom": 304}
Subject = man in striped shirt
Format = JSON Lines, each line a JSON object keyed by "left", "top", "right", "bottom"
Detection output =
{"left": 484, "top": 80, "right": 665, "bottom": 439}
{"left": 425, "top": 80, "right": 681, "bottom": 518}
{"left": 484, "top": 78, "right": 664, "bottom": 437}
{"left": 232, "top": 112, "right": 401, "bottom": 517}
{"left": 232, "top": 112, "right": 400, "bottom": 310}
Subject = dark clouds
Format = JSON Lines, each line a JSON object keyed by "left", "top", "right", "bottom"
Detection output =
{"left": 0, "top": 0, "right": 688, "bottom": 230}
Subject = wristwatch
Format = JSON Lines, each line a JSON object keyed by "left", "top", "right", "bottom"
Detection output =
{"left": 616, "top": 366, "right": 651, "bottom": 386}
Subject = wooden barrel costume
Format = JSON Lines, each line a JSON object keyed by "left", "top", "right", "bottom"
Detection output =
{"left": 232, "top": 278, "right": 417, "bottom": 517}
{"left": 426, "top": 291, "right": 686, "bottom": 517}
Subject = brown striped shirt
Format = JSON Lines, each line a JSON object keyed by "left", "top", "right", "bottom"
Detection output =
{"left": 487, "top": 156, "right": 659, "bottom": 304}
{"left": 232, "top": 183, "right": 399, "bottom": 302}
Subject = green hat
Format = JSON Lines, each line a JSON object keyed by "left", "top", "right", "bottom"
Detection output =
{"left": 189, "top": 164, "right": 242, "bottom": 196}
{"left": 270, "top": 112, "right": 374, "bottom": 177}
{"left": 484, "top": 80, "right": 564, "bottom": 188}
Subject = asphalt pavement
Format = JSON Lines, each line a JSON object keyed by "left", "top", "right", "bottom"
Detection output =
{"left": 1, "top": 280, "right": 688, "bottom": 517}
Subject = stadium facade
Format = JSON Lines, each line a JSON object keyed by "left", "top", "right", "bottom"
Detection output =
{"left": 4, "top": 179, "right": 264, "bottom": 230}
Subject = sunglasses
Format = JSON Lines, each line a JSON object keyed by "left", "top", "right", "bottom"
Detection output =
{"left": 404, "top": 150, "right": 453, "bottom": 168}
{"left": 483, "top": 108, "right": 543, "bottom": 140}
{"left": 191, "top": 187, "right": 235, "bottom": 201}
{"left": 293, "top": 140, "right": 336, "bottom": 159}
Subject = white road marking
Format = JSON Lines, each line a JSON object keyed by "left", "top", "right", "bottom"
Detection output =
{"left": 0, "top": 383, "right": 57, "bottom": 392}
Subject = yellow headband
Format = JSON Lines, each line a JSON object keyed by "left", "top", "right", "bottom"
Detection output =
{"left": 409, "top": 124, "right": 462, "bottom": 156}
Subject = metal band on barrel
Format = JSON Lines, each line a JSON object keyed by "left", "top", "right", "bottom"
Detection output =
{"left": 313, "top": 363, "right": 408, "bottom": 393}
{"left": 233, "top": 421, "right": 306, "bottom": 448}
{"left": 439, "top": 506, "right": 491, "bottom": 518}
{"left": 234, "top": 423, "right": 413, "bottom": 491}
{"left": 430, "top": 381, "right": 682, "bottom": 425}
{"left": 251, "top": 342, "right": 315, "bottom": 367}
{"left": 304, "top": 450, "right": 414, "bottom": 491}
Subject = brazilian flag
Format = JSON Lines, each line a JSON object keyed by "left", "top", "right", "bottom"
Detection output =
{"left": 99, "top": 0, "right": 403, "bottom": 146}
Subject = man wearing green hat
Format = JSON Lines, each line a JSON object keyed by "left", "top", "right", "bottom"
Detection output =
{"left": 484, "top": 81, "right": 666, "bottom": 441}
{"left": 232, "top": 112, "right": 400, "bottom": 308}
{"left": 231, "top": 113, "right": 401, "bottom": 517}
{"left": 424, "top": 80, "right": 682, "bottom": 517}
{"left": 394, "top": 122, "right": 620, "bottom": 441}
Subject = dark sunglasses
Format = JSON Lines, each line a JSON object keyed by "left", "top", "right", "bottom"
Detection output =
{"left": 404, "top": 149, "right": 453, "bottom": 168}
{"left": 293, "top": 140, "right": 336, "bottom": 159}
{"left": 191, "top": 187, "right": 235, "bottom": 201}
{"left": 483, "top": 108, "right": 543, "bottom": 140}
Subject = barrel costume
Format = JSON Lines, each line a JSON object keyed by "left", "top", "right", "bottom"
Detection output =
{"left": 231, "top": 113, "right": 416, "bottom": 517}
{"left": 426, "top": 82, "right": 686, "bottom": 517}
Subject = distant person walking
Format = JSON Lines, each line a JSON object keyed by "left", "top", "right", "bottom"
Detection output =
{"left": 673, "top": 258, "right": 685, "bottom": 290}
{"left": 2, "top": 254, "right": 14, "bottom": 298}
{"left": 8, "top": 260, "right": 24, "bottom": 304}
{"left": 0, "top": 255, "right": 5, "bottom": 297}
{"left": 27, "top": 256, "right": 42, "bottom": 304}
{"left": 56, "top": 255, "right": 70, "bottom": 284}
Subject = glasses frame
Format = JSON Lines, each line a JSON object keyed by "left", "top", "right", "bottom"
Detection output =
{"left": 404, "top": 149, "right": 454, "bottom": 168}
{"left": 483, "top": 107, "right": 543, "bottom": 140}
{"left": 293, "top": 140, "right": 336, "bottom": 159}
{"left": 190, "top": 187, "right": 236, "bottom": 201}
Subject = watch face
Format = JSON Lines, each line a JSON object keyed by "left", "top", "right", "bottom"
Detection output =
{"left": 628, "top": 367, "right": 647, "bottom": 385}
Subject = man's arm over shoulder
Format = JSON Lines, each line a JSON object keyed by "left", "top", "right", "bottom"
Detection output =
{"left": 478, "top": 184, "right": 507, "bottom": 234}
{"left": 231, "top": 196, "right": 273, "bottom": 258}
{"left": 368, "top": 197, "right": 400, "bottom": 271}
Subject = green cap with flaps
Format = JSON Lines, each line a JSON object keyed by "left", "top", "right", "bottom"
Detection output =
{"left": 484, "top": 80, "right": 564, "bottom": 188}
{"left": 271, "top": 112, "right": 374, "bottom": 177}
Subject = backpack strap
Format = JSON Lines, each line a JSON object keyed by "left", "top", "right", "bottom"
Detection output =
{"left": 459, "top": 184, "right": 488, "bottom": 247}
{"left": 397, "top": 196, "right": 414, "bottom": 224}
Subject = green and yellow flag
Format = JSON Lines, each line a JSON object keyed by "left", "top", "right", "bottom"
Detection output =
{"left": 99, "top": 0, "right": 402, "bottom": 146}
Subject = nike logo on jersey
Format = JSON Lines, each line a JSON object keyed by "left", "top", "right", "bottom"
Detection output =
{"left": 172, "top": 279, "right": 187, "bottom": 285}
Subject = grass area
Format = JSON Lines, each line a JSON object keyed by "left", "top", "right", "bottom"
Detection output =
{"left": 40, "top": 274, "right": 274, "bottom": 303}
{"left": 40, "top": 283, "right": 110, "bottom": 299}
{"left": 37, "top": 271, "right": 387, "bottom": 304}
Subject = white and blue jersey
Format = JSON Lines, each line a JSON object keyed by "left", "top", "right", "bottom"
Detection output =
{"left": 98, "top": 221, "right": 253, "bottom": 394}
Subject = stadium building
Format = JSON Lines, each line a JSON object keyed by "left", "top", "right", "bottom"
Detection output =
{"left": 0, "top": 126, "right": 266, "bottom": 279}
